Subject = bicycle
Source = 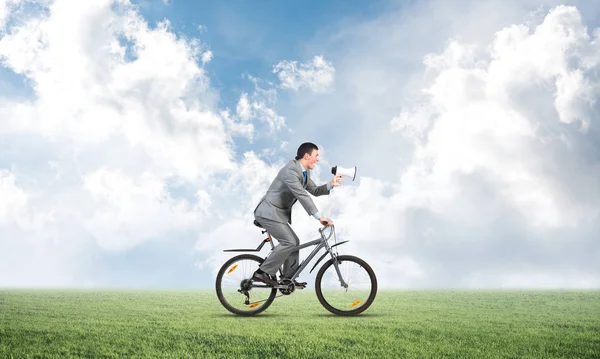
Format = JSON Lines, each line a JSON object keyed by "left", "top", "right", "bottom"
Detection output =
{"left": 215, "top": 219, "right": 377, "bottom": 316}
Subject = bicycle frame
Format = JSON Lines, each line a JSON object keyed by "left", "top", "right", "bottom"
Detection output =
{"left": 223, "top": 225, "right": 350, "bottom": 287}
{"left": 287, "top": 237, "right": 349, "bottom": 286}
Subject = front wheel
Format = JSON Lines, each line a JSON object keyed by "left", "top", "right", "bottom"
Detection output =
{"left": 315, "top": 255, "right": 377, "bottom": 316}
{"left": 215, "top": 254, "right": 277, "bottom": 316}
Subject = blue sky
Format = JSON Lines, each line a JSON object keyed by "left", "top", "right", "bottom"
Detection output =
{"left": 1, "top": 0, "right": 600, "bottom": 289}
{"left": 131, "top": 0, "right": 410, "bottom": 169}
{"left": 134, "top": 0, "right": 394, "bottom": 116}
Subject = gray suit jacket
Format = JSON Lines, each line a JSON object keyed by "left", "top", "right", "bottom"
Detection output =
{"left": 254, "top": 159, "right": 331, "bottom": 224}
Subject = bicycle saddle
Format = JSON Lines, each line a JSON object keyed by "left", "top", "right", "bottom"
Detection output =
{"left": 253, "top": 219, "right": 264, "bottom": 228}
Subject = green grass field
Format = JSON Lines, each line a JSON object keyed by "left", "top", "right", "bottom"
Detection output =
{"left": 1, "top": 289, "right": 599, "bottom": 358}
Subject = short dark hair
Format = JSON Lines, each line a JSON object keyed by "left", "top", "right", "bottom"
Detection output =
{"left": 295, "top": 142, "right": 318, "bottom": 160}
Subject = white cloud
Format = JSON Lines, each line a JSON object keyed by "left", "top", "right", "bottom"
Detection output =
{"left": 0, "top": 0, "right": 234, "bottom": 174}
{"left": 236, "top": 92, "right": 252, "bottom": 121}
{"left": 3, "top": 0, "right": 599, "bottom": 289}
{"left": 0, "top": 2, "right": 232, "bottom": 182}
{"left": 201, "top": 50, "right": 212, "bottom": 64}
{"left": 273, "top": 55, "right": 335, "bottom": 93}
{"left": 0, "top": 0, "right": 21, "bottom": 30}
{"left": 243, "top": 75, "right": 286, "bottom": 133}
{"left": 234, "top": 2, "right": 600, "bottom": 289}
{"left": 371, "top": 5, "right": 599, "bottom": 286}
{"left": 393, "top": 5, "right": 599, "bottom": 229}
{"left": 81, "top": 168, "right": 204, "bottom": 252}
{"left": 244, "top": 99, "right": 286, "bottom": 133}
{"left": 0, "top": 0, "right": 236, "bottom": 286}
{"left": 0, "top": 170, "right": 27, "bottom": 225}
{"left": 221, "top": 75, "right": 287, "bottom": 142}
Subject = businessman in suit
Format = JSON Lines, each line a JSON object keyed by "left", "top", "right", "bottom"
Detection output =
{"left": 252, "top": 142, "right": 343, "bottom": 286}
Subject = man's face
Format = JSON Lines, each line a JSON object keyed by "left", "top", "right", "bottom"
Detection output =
{"left": 305, "top": 149, "right": 319, "bottom": 169}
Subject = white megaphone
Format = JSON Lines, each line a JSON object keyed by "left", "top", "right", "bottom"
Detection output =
{"left": 331, "top": 165, "right": 357, "bottom": 181}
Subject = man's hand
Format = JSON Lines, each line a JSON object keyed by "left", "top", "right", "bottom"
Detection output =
{"left": 319, "top": 217, "right": 333, "bottom": 226}
{"left": 330, "top": 175, "right": 343, "bottom": 187}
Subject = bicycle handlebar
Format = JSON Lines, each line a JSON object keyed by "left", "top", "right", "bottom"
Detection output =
{"left": 318, "top": 224, "right": 335, "bottom": 241}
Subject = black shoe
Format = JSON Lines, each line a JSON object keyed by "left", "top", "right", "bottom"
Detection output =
{"left": 251, "top": 271, "right": 278, "bottom": 286}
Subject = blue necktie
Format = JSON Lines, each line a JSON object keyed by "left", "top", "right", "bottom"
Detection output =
{"left": 303, "top": 171, "right": 307, "bottom": 184}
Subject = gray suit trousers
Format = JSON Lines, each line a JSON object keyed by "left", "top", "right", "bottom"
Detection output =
{"left": 255, "top": 216, "right": 300, "bottom": 277}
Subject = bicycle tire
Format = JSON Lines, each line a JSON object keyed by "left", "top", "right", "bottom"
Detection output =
{"left": 315, "top": 255, "right": 377, "bottom": 316}
{"left": 215, "top": 254, "right": 277, "bottom": 316}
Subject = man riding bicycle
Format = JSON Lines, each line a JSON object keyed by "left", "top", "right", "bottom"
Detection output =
{"left": 251, "top": 142, "right": 343, "bottom": 286}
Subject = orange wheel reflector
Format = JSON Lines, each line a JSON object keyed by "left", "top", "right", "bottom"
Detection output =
{"left": 351, "top": 300, "right": 362, "bottom": 307}
{"left": 248, "top": 303, "right": 260, "bottom": 308}
{"left": 227, "top": 264, "right": 238, "bottom": 274}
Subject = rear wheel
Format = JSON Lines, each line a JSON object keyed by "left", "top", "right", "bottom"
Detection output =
{"left": 315, "top": 255, "right": 377, "bottom": 316}
{"left": 215, "top": 254, "right": 277, "bottom": 316}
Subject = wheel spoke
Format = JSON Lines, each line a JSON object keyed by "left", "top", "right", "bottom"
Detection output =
{"left": 316, "top": 255, "right": 377, "bottom": 315}
{"left": 216, "top": 255, "right": 277, "bottom": 316}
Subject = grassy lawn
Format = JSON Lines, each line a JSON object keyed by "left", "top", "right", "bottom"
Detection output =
{"left": 1, "top": 289, "right": 599, "bottom": 358}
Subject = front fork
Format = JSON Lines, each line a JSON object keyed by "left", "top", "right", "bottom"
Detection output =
{"left": 329, "top": 252, "right": 349, "bottom": 288}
